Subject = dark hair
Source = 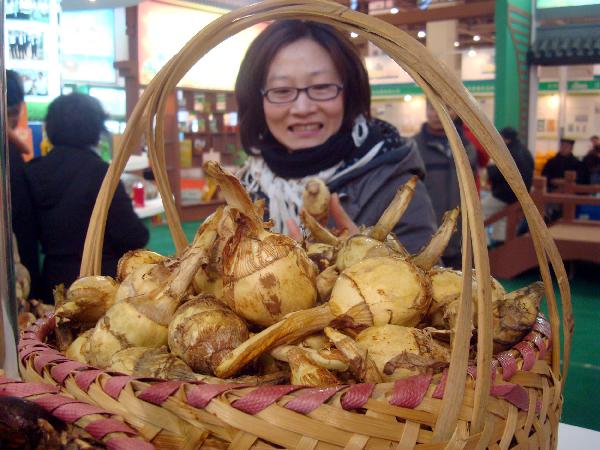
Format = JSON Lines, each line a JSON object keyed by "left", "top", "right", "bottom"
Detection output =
{"left": 6, "top": 70, "right": 24, "bottom": 114}
{"left": 235, "top": 20, "right": 371, "bottom": 151}
{"left": 45, "top": 93, "right": 107, "bottom": 148}
{"left": 500, "top": 126, "right": 519, "bottom": 143}
{"left": 560, "top": 137, "right": 575, "bottom": 145}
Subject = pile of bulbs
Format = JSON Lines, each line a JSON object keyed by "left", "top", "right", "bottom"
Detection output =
{"left": 55, "top": 162, "right": 544, "bottom": 387}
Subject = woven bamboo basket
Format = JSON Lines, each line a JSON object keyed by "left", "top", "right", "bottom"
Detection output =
{"left": 19, "top": 1, "right": 574, "bottom": 448}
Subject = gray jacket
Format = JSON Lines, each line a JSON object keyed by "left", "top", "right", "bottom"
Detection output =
{"left": 328, "top": 138, "right": 437, "bottom": 254}
{"left": 412, "top": 124, "right": 477, "bottom": 260}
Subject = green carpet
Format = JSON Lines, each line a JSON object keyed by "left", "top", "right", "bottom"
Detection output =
{"left": 146, "top": 220, "right": 600, "bottom": 430}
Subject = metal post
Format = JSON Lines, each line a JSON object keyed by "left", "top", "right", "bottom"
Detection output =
{"left": 0, "top": 0, "right": 21, "bottom": 378}
{"left": 558, "top": 65, "right": 568, "bottom": 140}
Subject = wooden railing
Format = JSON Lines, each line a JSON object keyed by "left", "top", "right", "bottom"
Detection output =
{"left": 486, "top": 171, "right": 600, "bottom": 278}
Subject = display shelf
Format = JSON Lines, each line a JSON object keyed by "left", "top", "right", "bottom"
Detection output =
{"left": 134, "top": 194, "right": 165, "bottom": 219}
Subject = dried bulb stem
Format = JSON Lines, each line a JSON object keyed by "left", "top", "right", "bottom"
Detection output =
{"left": 203, "top": 161, "right": 262, "bottom": 227}
{"left": 300, "top": 210, "right": 339, "bottom": 246}
{"left": 302, "top": 178, "right": 331, "bottom": 224}
{"left": 215, "top": 302, "right": 372, "bottom": 378}
{"left": 369, "top": 176, "right": 417, "bottom": 241}
{"left": 324, "top": 327, "right": 382, "bottom": 383}
{"left": 413, "top": 207, "right": 460, "bottom": 270}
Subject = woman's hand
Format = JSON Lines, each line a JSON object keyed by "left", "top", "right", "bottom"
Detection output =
{"left": 329, "top": 193, "right": 359, "bottom": 235}
{"left": 286, "top": 193, "right": 359, "bottom": 241}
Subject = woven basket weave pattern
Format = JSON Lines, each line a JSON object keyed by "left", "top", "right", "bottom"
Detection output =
{"left": 20, "top": 1, "right": 572, "bottom": 448}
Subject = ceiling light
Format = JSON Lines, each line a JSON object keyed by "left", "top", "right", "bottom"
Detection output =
{"left": 454, "top": 41, "right": 460, "bottom": 47}
{"left": 350, "top": 32, "right": 358, "bottom": 38}
{"left": 468, "top": 49, "right": 477, "bottom": 57}
{"left": 417, "top": 30, "right": 426, "bottom": 39}
{"left": 390, "top": 7, "right": 399, "bottom": 14}
{"left": 404, "top": 94, "right": 413, "bottom": 102}
{"left": 473, "top": 35, "right": 481, "bottom": 42}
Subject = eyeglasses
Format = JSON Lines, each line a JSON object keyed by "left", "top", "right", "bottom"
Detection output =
{"left": 261, "top": 83, "right": 344, "bottom": 104}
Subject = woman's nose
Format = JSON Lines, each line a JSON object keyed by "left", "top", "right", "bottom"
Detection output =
{"left": 290, "top": 90, "right": 317, "bottom": 114}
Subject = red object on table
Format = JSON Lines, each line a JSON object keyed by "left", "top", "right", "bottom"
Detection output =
{"left": 133, "top": 182, "right": 145, "bottom": 208}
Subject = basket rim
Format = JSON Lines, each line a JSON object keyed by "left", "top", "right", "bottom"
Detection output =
{"left": 20, "top": 313, "right": 555, "bottom": 416}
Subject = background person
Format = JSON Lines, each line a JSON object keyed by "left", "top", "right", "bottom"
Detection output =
{"left": 583, "top": 136, "right": 600, "bottom": 184}
{"left": 25, "top": 93, "right": 149, "bottom": 303}
{"left": 412, "top": 101, "right": 477, "bottom": 269}
{"left": 6, "top": 69, "right": 41, "bottom": 299}
{"left": 482, "top": 127, "right": 534, "bottom": 243}
{"left": 235, "top": 20, "right": 437, "bottom": 253}
{"left": 541, "top": 137, "right": 590, "bottom": 188}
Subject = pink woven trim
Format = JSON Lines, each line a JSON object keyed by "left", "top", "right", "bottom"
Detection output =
{"left": 85, "top": 418, "right": 137, "bottom": 440}
{"left": 186, "top": 383, "right": 244, "bottom": 409}
{"left": 533, "top": 314, "right": 551, "bottom": 338}
{"left": 20, "top": 344, "right": 56, "bottom": 360}
{"left": 104, "top": 376, "right": 134, "bottom": 400}
{"left": 32, "top": 394, "right": 79, "bottom": 412}
{"left": 341, "top": 384, "right": 374, "bottom": 410}
{"left": 490, "top": 384, "right": 529, "bottom": 410}
{"left": 51, "top": 361, "right": 88, "bottom": 384}
{"left": 20, "top": 331, "right": 39, "bottom": 340}
{"left": 490, "top": 359, "right": 499, "bottom": 384}
{"left": 524, "top": 332, "right": 547, "bottom": 360}
{"left": 0, "top": 381, "right": 59, "bottom": 397}
{"left": 18, "top": 337, "right": 39, "bottom": 351}
{"left": 0, "top": 376, "right": 15, "bottom": 385}
{"left": 233, "top": 385, "right": 300, "bottom": 415}
{"left": 137, "top": 380, "right": 184, "bottom": 405}
{"left": 75, "top": 369, "right": 103, "bottom": 391}
{"left": 106, "top": 436, "right": 155, "bottom": 450}
{"left": 514, "top": 342, "right": 536, "bottom": 371}
{"left": 34, "top": 352, "right": 69, "bottom": 373}
{"left": 432, "top": 369, "right": 448, "bottom": 399}
{"left": 284, "top": 386, "right": 345, "bottom": 414}
{"left": 389, "top": 373, "right": 432, "bottom": 409}
{"left": 35, "top": 315, "right": 55, "bottom": 340}
{"left": 496, "top": 351, "right": 517, "bottom": 381}
{"left": 466, "top": 366, "right": 477, "bottom": 380}
{"left": 53, "top": 402, "right": 107, "bottom": 423}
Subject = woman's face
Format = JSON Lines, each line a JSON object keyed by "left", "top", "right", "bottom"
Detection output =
{"left": 262, "top": 38, "right": 344, "bottom": 152}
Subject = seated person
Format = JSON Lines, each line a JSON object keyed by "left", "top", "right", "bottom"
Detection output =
{"left": 542, "top": 138, "right": 590, "bottom": 189}
{"left": 26, "top": 93, "right": 149, "bottom": 303}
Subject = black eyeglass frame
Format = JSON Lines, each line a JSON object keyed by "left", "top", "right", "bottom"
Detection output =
{"left": 261, "top": 83, "right": 344, "bottom": 104}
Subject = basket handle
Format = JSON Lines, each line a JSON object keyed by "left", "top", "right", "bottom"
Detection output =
{"left": 79, "top": 1, "right": 572, "bottom": 438}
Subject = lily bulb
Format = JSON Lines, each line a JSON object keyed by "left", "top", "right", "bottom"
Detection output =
{"left": 168, "top": 295, "right": 249, "bottom": 375}
{"left": 214, "top": 254, "right": 431, "bottom": 378}
{"left": 82, "top": 221, "right": 218, "bottom": 368}
{"left": 302, "top": 178, "right": 330, "bottom": 224}
{"left": 55, "top": 275, "right": 117, "bottom": 325}
{"left": 116, "top": 249, "right": 166, "bottom": 282}
{"left": 356, "top": 325, "right": 451, "bottom": 382}
{"left": 300, "top": 177, "right": 419, "bottom": 273}
{"left": 203, "top": 161, "right": 318, "bottom": 327}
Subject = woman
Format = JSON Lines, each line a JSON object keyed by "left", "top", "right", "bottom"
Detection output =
{"left": 26, "top": 93, "right": 149, "bottom": 302}
{"left": 236, "top": 20, "right": 437, "bottom": 253}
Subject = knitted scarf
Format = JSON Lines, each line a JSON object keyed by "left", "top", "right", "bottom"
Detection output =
{"left": 239, "top": 116, "right": 402, "bottom": 234}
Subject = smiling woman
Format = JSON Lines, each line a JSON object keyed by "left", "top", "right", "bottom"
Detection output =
{"left": 235, "top": 20, "right": 437, "bottom": 252}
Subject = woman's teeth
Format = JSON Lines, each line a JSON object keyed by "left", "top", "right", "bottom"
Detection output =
{"left": 290, "top": 124, "right": 321, "bottom": 132}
